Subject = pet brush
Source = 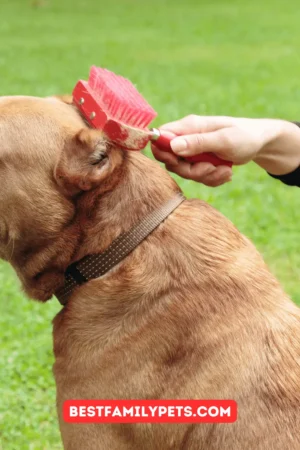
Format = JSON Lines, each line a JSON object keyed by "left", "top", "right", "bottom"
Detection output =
{"left": 72, "top": 66, "right": 232, "bottom": 167}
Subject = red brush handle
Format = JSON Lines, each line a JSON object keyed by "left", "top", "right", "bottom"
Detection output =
{"left": 151, "top": 129, "right": 233, "bottom": 167}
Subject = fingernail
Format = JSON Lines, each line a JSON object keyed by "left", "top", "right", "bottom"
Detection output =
{"left": 170, "top": 138, "right": 188, "bottom": 154}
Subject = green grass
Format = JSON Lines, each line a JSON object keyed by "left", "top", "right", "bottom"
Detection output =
{"left": 0, "top": 0, "right": 299, "bottom": 448}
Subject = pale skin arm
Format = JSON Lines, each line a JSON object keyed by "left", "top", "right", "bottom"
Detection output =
{"left": 151, "top": 116, "right": 300, "bottom": 187}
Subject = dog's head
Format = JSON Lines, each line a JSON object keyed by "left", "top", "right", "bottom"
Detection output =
{"left": 0, "top": 95, "right": 123, "bottom": 264}
{"left": 0, "top": 94, "right": 178, "bottom": 301}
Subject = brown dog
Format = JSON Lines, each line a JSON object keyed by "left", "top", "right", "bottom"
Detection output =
{"left": 0, "top": 95, "right": 300, "bottom": 450}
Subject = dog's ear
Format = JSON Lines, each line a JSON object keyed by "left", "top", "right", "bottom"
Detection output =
{"left": 54, "top": 128, "right": 118, "bottom": 196}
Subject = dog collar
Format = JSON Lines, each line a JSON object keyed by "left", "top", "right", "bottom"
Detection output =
{"left": 55, "top": 194, "right": 185, "bottom": 305}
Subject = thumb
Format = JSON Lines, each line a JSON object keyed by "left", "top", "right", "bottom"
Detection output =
{"left": 170, "top": 129, "right": 234, "bottom": 160}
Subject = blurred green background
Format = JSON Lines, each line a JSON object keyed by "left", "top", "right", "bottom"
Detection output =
{"left": 0, "top": 0, "right": 299, "bottom": 448}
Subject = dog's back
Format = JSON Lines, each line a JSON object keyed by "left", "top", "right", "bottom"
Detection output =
{"left": 54, "top": 196, "right": 300, "bottom": 450}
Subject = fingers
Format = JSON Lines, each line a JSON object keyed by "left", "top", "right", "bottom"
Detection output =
{"left": 151, "top": 115, "right": 234, "bottom": 186}
{"left": 165, "top": 160, "right": 215, "bottom": 180}
{"left": 165, "top": 160, "right": 232, "bottom": 186}
{"left": 200, "top": 165, "right": 232, "bottom": 187}
{"left": 160, "top": 115, "right": 233, "bottom": 135}
{"left": 170, "top": 128, "right": 234, "bottom": 160}
{"left": 151, "top": 142, "right": 233, "bottom": 186}
{"left": 151, "top": 144, "right": 179, "bottom": 166}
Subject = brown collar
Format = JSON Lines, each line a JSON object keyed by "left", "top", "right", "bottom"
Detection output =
{"left": 55, "top": 194, "right": 185, "bottom": 305}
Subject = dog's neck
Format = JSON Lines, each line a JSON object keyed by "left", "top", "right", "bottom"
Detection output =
{"left": 73, "top": 152, "right": 180, "bottom": 262}
{"left": 14, "top": 152, "right": 180, "bottom": 302}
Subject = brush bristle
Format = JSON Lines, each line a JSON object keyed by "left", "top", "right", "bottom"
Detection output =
{"left": 87, "top": 66, "right": 157, "bottom": 129}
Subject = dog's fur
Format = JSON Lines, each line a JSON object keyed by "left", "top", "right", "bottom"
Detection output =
{"left": 1, "top": 95, "right": 300, "bottom": 450}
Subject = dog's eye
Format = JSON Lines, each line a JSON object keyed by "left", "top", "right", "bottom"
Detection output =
{"left": 91, "top": 151, "right": 108, "bottom": 166}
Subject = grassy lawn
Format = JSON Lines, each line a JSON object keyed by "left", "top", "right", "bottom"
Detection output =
{"left": 0, "top": 0, "right": 299, "bottom": 448}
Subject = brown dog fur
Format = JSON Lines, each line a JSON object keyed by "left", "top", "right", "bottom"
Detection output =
{"left": 0, "top": 95, "right": 300, "bottom": 449}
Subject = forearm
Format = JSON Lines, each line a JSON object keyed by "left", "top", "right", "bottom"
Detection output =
{"left": 254, "top": 120, "right": 300, "bottom": 176}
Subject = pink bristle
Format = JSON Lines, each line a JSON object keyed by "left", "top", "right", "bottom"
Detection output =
{"left": 91, "top": 67, "right": 154, "bottom": 128}
{"left": 87, "top": 66, "right": 157, "bottom": 129}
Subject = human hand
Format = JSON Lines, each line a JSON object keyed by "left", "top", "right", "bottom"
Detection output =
{"left": 151, "top": 115, "right": 300, "bottom": 186}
